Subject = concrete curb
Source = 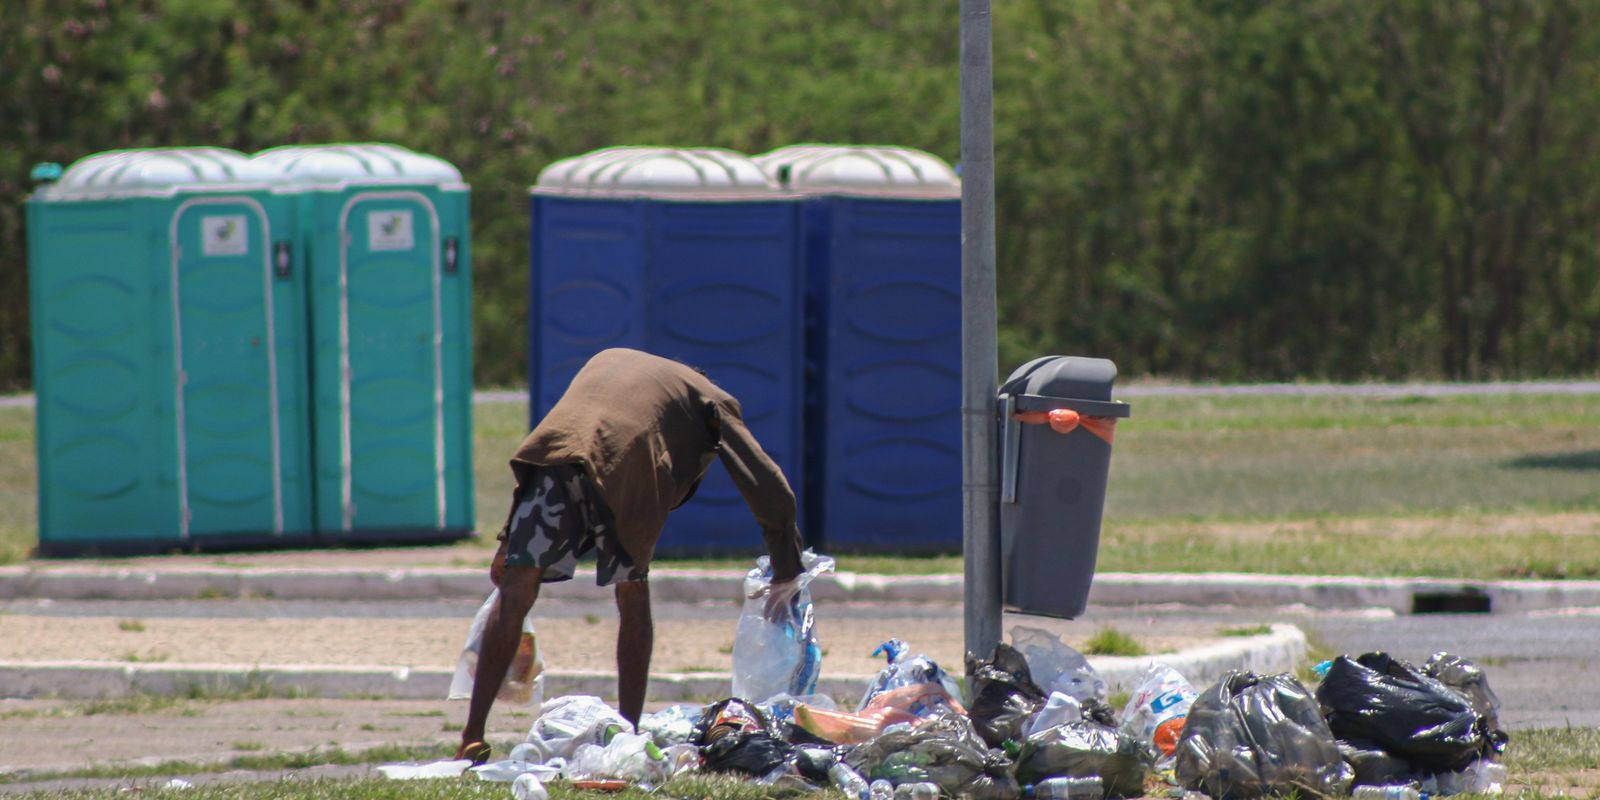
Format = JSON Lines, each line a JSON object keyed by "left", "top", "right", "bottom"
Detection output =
{"left": 3, "top": 565, "right": 1597, "bottom": 613}
{"left": 0, "top": 624, "right": 1305, "bottom": 701}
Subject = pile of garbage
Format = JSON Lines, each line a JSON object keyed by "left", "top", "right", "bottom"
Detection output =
{"left": 390, "top": 554, "right": 1511, "bottom": 799}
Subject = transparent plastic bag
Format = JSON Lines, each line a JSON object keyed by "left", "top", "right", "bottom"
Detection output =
{"left": 1015, "top": 721, "right": 1151, "bottom": 799}
{"left": 639, "top": 703, "right": 706, "bottom": 747}
{"left": 731, "top": 550, "right": 835, "bottom": 703}
{"left": 859, "top": 639, "right": 964, "bottom": 712}
{"left": 1423, "top": 652, "right": 1504, "bottom": 734}
{"left": 1010, "top": 626, "right": 1106, "bottom": 703}
{"left": 845, "top": 713, "right": 1019, "bottom": 800}
{"left": 527, "top": 695, "right": 631, "bottom": 763}
{"left": 1024, "top": 691, "right": 1085, "bottom": 738}
{"left": 448, "top": 590, "right": 545, "bottom": 706}
{"left": 1118, "top": 662, "right": 1197, "bottom": 762}
{"left": 1175, "top": 670, "right": 1352, "bottom": 800}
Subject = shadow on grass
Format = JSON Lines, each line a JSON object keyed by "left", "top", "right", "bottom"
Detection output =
{"left": 1505, "top": 450, "right": 1600, "bottom": 471}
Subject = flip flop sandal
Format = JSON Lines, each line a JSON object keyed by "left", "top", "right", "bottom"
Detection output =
{"left": 459, "top": 740, "right": 492, "bottom": 766}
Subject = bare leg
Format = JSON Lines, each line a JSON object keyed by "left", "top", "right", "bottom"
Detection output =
{"left": 458, "top": 565, "right": 542, "bottom": 757}
{"left": 615, "top": 579, "right": 653, "bottom": 727}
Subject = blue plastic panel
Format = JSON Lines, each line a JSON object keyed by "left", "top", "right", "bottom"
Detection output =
{"left": 530, "top": 197, "right": 804, "bottom": 555}
{"left": 810, "top": 197, "right": 962, "bottom": 551}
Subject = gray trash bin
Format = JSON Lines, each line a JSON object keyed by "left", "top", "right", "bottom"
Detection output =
{"left": 998, "top": 356, "right": 1132, "bottom": 618}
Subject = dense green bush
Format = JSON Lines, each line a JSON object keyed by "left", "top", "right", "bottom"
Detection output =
{"left": 4, "top": 0, "right": 1597, "bottom": 390}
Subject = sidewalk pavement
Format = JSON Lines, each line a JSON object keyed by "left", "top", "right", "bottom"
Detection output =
{"left": 3, "top": 561, "right": 1597, "bottom": 614}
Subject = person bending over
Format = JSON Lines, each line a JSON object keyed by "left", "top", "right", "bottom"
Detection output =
{"left": 455, "top": 348, "right": 803, "bottom": 763}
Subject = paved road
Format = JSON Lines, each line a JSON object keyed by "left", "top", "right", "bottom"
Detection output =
{"left": 3, "top": 380, "right": 1597, "bottom": 410}
{"left": 5, "top": 597, "right": 1592, "bottom": 730}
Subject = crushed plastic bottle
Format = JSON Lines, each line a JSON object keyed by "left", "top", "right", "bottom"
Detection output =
{"left": 830, "top": 762, "right": 872, "bottom": 800}
{"left": 1351, "top": 786, "right": 1421, "bottom": 800}
{"left": 1029, "top": 776, "right": 1106, "bottom": 800}
{"left": 512, "top": 773, "right": 549, "bottom": 800}
{"left": 894, "top": 782, "right": 942, "bottom": 800}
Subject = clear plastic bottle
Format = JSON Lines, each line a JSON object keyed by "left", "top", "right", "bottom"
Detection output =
{"left": 1478, "top": 761, "right": 1508, "bottom": 794}
{"left": 830, "top": 763, "right": 872, "bottom": 800}
{"left": 871, "top": 779, "right": 895, "bottom": 800}
{"left": 1351, "top": 786, "right": 1421, "bottom": 800}
{"left": 1031, "top": 776, "right": 1106, "bottom": 800}
{"left": 894, "top": 782, "right": 942, "bottom": 800}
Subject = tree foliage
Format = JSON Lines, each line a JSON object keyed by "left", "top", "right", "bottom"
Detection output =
{"left": 3, "top": 0, "right": 1598, "bottom": 390}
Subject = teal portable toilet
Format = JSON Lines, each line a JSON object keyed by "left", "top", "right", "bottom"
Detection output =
{"left": 253, "top": 144, "right": 474, "bottom": 543}
{"left": 27, "top": 148, "right": 314, "bottom": 555}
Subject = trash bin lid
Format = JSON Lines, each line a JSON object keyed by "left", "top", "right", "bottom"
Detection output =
{"left": 1001, "top": 356, "right": 1131, "bottom": 417}
{"left": 532, "top": 146, "right": 782, "bottom": 199}
{"left": 35, "top": 147, "right": 286, "bottom": 201}
{"left": 252, "top": 143, "right": 463, "bottom": 186}
{"left": 754, "top": 144, "right": 960, "bottom": 198}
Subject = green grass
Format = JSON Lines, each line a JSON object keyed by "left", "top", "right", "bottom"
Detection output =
{"left": 8, "top": 393, "right": 1600, "bottom": 579}
{"left": 117, "top": 619, "right": 146, "bottom": 633}
{"left": 1217, "top": 624, "right": 1273, "bottom": 637}
{"left": 10, "top": 731, "right": 1600, "bottom": 798}
{"left": 1080, "top": 627, "right": 1146, "bottom": 657}
{"left": 5, "top": 730, "right": 1600, "bottom": 798}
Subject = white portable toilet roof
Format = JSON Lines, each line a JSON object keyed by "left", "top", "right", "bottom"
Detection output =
{"left": 36, "top": 147, "right": 287, "bottom": 201}
{"left": 252, "top": 143, "right": 464, "bottom": 187}
{"left": 754, "top": 145, "right": 960, "bottom": 198}
{"left": 532, "top": 147, "right": 784, "bottom": 199}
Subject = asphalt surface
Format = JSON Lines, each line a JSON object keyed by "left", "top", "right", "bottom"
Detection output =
{"left": 4, "top": 596, "right": 1593, "bottom": 730}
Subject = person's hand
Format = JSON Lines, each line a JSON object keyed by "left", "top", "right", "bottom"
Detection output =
{"left": 750, "top": 577, "right": 801, "bottom": 622}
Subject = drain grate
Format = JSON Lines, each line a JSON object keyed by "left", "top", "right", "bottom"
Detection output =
{"left": 1412, "top": 590, "right": 1492, "bottom": 614}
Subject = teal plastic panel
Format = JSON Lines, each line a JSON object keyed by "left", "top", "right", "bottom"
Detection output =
{"left": 169, "top": 196, "right": 312, "bottom": 538}
{"left": 30, "top": 198, "right": 178, "bottom": 547}
{"left": 302, "top": 185, "right": 474, "bottom": 539}
{"left": 29, "top": 151, "right": 315, "bottom": 553}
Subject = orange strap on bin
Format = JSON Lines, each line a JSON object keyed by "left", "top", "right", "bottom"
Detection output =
{"left": 1014, "top": 408, "right": 1117, "bottom": 444}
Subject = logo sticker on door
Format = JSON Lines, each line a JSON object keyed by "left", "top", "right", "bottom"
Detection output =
{"left": 367, "top": 210, "right": 415, "bottom": 252}
{"left": 201, "top": 215, "right": 248, "bottom": 256}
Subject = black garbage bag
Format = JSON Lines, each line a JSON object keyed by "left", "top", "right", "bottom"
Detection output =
{"left": 966, "top": 643, "right": 1049, "bottom": 749}
{"left": 1015, "top": 721, "right": 1151, "bottom": 798}
{"left": 1338, "top": 739, "right": 1417, "bottom": 787}
{"left": 691, "top": 698, "right": 780, "bottom": 745}
{"left": 1080, "top": 698, "right": 1120, "bottom": 729}
{"left": 846, "top": 713, "right": 1019, "bottom": 800}
{"left": 700, "top": 730, "right": 796, "bottom": 777}
{"left": 1317, "top": 652, "right": 1498, "bottom": 772}
{"left": 1175, "top": 670, "right": 1352, "bottom": 799}
{"left": 1423, "top": 652, "right": 1504, "bottom": 735}
{"left": 692, "top": 697, "right": 796, "bottom": 778}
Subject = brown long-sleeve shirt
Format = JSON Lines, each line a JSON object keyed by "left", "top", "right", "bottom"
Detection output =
{"left": 510, "top": 348, "right": 804, "bottom": 581}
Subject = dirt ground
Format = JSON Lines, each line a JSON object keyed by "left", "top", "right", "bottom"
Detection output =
{"left": 0, "top": 697, "right": 486, "bottom": 776}
{"left": 0, "top": 605, "right": 1211, "bottom": 676}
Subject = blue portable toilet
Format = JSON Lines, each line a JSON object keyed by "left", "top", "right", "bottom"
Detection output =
{"left": 27, "top": 148, "right": 314, "bottom": 555}
{"left": 251, "top": 144, "right": 475, "bottom": 544}
{"left": 530, "top": 147, "right": 805, "bottom": 555}
{"left": 755, "top": 145, "right": 962, "bottom": 552}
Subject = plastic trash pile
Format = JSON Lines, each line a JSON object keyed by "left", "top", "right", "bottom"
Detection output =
{"left": 386, "top": 554, "right": 1511, "bottom": 799}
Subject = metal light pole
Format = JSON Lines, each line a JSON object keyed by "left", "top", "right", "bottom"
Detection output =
{"left": 960, "top": 0, "right": 1003, "bottom": 659}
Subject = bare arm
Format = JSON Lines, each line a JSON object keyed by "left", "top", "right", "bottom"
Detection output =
{"left": 714, "top": 401, "right": 804, "bottom": 583}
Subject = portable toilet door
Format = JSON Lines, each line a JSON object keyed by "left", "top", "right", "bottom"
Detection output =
{"left": 254, "top": 144, "right": 474, "bottom": 543}
{"left": 28, "top": 147, "right": 313, "bottom": 555}
{"left": 756, "top": 145, "right": 963, "bottom": 553}
{"left": 531, "top": 147, "right": 806, "bottom": 555}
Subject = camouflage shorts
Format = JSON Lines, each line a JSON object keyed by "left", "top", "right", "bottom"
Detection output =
{"left": 501, "top": 464, "right": 645, "bottom": 585}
